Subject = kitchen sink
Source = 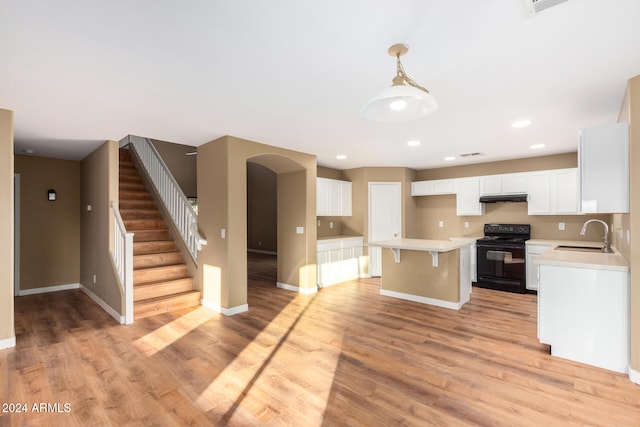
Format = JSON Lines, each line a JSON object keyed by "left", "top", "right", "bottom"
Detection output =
{"left": 554, "top": 245, "right": 604, "bottom": 253}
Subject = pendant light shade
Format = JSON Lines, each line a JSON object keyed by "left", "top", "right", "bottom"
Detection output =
{"left": 362, "top": 43, "right": 438, "bottom": 122}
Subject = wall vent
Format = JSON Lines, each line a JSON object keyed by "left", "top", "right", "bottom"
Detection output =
{"left": 459, "top": 152, "right": 483, "bottom": 158}
{"left": 524, "top": 0, "right": 569, "bottom": 15}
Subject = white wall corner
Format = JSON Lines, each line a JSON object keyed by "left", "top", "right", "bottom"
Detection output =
{"left": 0, "top": 336, "right": 16, "bottom": 350}
{"left": 80, "top": 285, "right": 125, "bottom": 324}
{"left": 276, "top": 282, "right": 318, "bottom": 294}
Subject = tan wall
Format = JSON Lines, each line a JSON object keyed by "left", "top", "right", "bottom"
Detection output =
{"left": 618, "top": 75, "right": 640, "bottom": 375}
{"left": 151, "top": 139, "right": 197, "bottom": 198}
{"left": 381, "top": 249, "right": 460, "bottom": 302}
{"left": 80, "top": 140, "right": 123, "bottom": 313}
{"left": 0, "top": 109, "right": 14, "bottom": 344}
{"left": 415, "top": 152, "right": 578, "bottom": 180}
{"left": 14, "top": 155, "right": 80, "bottom": 290}
{"left": 247, "top": 162, "right": 277, "bottom": 252}
{"left": 197, "top": 136, "right": 317, "bottom": 311}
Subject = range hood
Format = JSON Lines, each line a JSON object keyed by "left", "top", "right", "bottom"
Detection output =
{"left": 479, "top": 194, "right": 528, "bottom": 203}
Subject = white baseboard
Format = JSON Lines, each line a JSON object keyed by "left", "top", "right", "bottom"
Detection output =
{"left": 200, "top": 299, "right": 248, "bottom": 316}
{"left": 18, "top": 283, "right": 80, "bottom": 296}
{"left": 0, "top": 336, "right": 16, "bottom": 350}
{"left": 630, "top": 367, "right": 640, "bottom": 385}
{"left": 380, "top": 289, "right": 462, "bottom": 310}
{"left": 80, "top": 286, "right": 125, "bottom": 324}
{"left": 276, "top": 282, "right": 318, "bottom": 295}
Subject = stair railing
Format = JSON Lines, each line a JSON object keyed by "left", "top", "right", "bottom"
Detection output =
{"left": 121, "top": 135, "right": 207, "bottom": 262}
{"left": 112, "top": 202, "right": 134, "bottom": 325}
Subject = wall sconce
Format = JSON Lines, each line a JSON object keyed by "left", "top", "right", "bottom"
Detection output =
{"left": 47, "top": 189, "right": 56, "bottom": 201}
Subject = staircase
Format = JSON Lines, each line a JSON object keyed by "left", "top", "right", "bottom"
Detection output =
{"left": 119, "top": 148, "right": 200, "bottom": 319}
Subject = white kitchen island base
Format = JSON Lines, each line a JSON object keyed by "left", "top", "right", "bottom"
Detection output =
{"left": 538, "top": 263, "right": 630, "bottom": 374}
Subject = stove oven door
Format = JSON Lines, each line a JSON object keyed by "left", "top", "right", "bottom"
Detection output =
{"left": 476, "top": 243, "right": 526, "bottom": 292}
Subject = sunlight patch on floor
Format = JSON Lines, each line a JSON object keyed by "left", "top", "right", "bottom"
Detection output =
{"left": 195, "top": 298, "right": 344, "bottom": 425}
{"left": 133, "top": 308, "right": 215, "bottom": 356}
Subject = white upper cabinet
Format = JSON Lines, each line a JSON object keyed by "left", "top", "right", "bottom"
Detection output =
{"left": 480, "top": 173, "right": 528, "bottom": 196}
{"left": 527, "top": 168, "right": 580, "bottom": 215}
{"left": 579, "top": 123, "right": 629, "bottom": 213}
{"left": 316, "top": 177, "right": 353, "bottom": 216}
{"left": 455, "top": 178, "right": 484, "bottom": 216}
{"left": 411, "top": 178, "right": 455, "bottom": 196}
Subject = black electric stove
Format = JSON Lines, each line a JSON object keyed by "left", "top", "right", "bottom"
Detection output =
{"left": 476, "top": 224, "right": 530, "bottom": 293}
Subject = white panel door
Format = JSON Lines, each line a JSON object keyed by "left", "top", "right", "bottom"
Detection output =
{"left": 368, "top": 182, "right": 402, "bottom": 277}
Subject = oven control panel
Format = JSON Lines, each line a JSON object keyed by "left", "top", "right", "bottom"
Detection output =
{"left": 484, "top": 223, "right": 530, "bottom": 236}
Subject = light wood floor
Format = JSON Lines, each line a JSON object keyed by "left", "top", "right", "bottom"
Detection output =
{"left": 2, "top": 252, "right": 640, "bottom": 426}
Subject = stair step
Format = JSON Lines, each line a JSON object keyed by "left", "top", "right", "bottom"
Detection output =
{"left": 134, "top": 264, "right": 188, "bottom": 285}
{"left": 134, "top": 290, "right": 200, "bottom": 319}
{"left": 134, "top": 240, "right": 177, "bottom": 255}
{"left": 119, "top": 199, "right": 156, "bottom": 210}
{"left": 134, "top": 278, "right": 194, "bottom": 302}
{"left": 121, "top": 209, "right": 162, "bottom": 220}
{"left": 119, "top": 181, "right": 147, "bottom": 192}
{"left": 124, "top": 218, "right": 166, "bottom": 230}
{"left": 120, "top": 190, "right": 152, "bottom": 200}
{"left": 119, "top": 174, "right": 144, "bottom": 184}
{"left": 132, "top": 229, "right": 171, "bottom": 242}
{"left": 134, "top": 251, "right": 183, "bottom": 269}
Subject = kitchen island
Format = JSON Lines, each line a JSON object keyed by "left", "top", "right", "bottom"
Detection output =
{"left": 367, "top": 239, "right": 472, "bottom": 310}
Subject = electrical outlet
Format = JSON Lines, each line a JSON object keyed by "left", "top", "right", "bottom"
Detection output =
{"left": 221, "top": 228, "right": 226, "bottom": 239}
{"left": 464, "top": 221, "right": 469, "bottom": 228}
{"left": 438, "top": 220, "right": 444, "bottom": 228}
{"left": 329, "top": 221, "right": 334, "bottom": 229}
{"left": 558, "top": 222, "right": 565, "bottom": 231}
{"left": 317, "top": 220, "right": 321, "bottom": 226}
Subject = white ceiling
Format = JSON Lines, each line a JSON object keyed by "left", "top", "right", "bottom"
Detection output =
{"left": 2, "top": 0, "right": 640, "bottom": 170}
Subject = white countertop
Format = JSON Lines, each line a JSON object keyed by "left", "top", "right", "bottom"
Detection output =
{"left": 367, "top": 238, "right": 472, "bottom": 252}
{"left": 533, "top": 241, "right": 629, "bottom": 272}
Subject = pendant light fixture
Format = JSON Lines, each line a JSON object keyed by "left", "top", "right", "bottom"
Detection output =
{"left": 361, "top": 43, "right": 438, "bottom": 122}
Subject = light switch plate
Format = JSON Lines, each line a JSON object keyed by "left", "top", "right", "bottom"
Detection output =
{"left": 296, "top": 226, "right": 304, "bottom": 234}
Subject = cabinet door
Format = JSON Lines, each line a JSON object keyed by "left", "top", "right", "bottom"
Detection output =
{"left": 503, "top": 173, "right": 528, "bottom": 194}
{"left": 527, "top": 172, "right": 551, "bottom": 214}
{"left": 316, "top": 178, "right": 331, "bottom": 216}
{"left": 412, "top": 181, "right": 432, "bottom": 196}
{"left": 480, "top": 175, "right": 503, "bottom": 195}
{"left": 455, "top": 178, "right": 484, "bottom": 216}
{"left": 340, "top": 181, "right": 352, "bottom": 216}
{"left": 317, "top": 250, "right": 329, "bottom": 285}
{"left": 554, "top": 169, "right": 579, "bottom": 214}
{"left": 580, "top": 123, "right": 629, "bottom": 213}
{"left": 525, "top": 244, "right": 550, "bottom": 291}
{"left": 327, "top": 179, "right": 342, "bottom": 216}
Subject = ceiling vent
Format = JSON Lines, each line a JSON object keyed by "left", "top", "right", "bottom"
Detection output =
{"left": 459, "top": 152, "right": 483, "bottom": 158}
{"left": 524, "top": 0, "right": 569, "bottom": 15}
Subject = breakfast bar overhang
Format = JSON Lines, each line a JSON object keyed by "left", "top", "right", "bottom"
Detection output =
{"left": 367, "top": 239, "right": 473, "bottom": 310}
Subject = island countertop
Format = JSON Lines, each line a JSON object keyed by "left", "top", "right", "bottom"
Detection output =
{"left": 367, "top": 238, "right": 472, "bottom": 252}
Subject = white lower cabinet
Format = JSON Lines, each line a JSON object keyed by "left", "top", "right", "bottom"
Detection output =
{"left": 525, "top": 243, "right": 551, "bottom": 291}
{"left": 538, "top": 264, "right": 629, "bottom": 373}
{"left": 317, "top": 237, "right": 364, "bottom": 287}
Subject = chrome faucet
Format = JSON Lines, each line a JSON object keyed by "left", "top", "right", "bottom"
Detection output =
{"left": 580, "top": 219, "right": 613, "bottom": 253}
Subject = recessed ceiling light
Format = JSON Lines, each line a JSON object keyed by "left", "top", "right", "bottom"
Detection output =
{"left": 407, "top": 140, "right": 421, "bottom": 147}
{"left": 336, "top": 154, "right": 347, "bottom": 160}
{"left": 444, "top": 156, "right": 456, "bottom": 161}
{"left": 530, "top": 144, "right": 545, "bottom": 149}
{"left": 512, "top": 119, "right": 532, "bottom": 128}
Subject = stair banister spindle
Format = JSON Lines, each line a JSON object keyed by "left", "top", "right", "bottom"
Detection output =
{"left": 124, "top": 135, "right": 205, "bottom": 262}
